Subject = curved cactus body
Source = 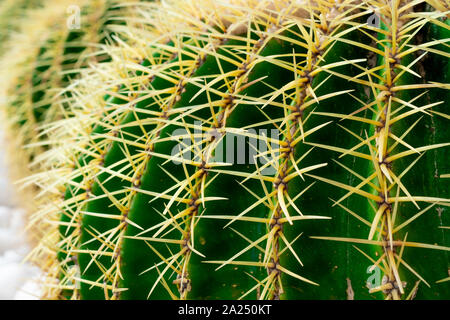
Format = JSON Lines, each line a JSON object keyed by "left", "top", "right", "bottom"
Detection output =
{"left": 0, "top": 0, "right": 449, "bottom": 300}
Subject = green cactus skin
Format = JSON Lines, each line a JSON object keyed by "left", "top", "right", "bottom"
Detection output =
{"left": 1, "top": 0, "right": 449, "bottom": 300}
{"left": 399, "top": 14, "right": 450, "bottom": 299}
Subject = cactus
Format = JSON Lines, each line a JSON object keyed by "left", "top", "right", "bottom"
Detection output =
{"left": 0, "top": 0, "right": 449, "bottom": 300}
{"left": 0, "top": 0, "right": 134, "bottom": 171}
{"left": 0, "top": 0, "right": 142, "bottom": 272}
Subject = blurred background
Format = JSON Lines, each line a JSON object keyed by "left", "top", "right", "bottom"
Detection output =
{"left": 0, "top": 129, "right": 41, "bottom": 299}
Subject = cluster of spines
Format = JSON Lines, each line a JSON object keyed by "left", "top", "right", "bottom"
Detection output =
{"left": 2, "top": 0, "right": 149, "bottom": 298}
{"left": 27, "top": 0, "right": 246, "bottom": 299}
{"left": 308, "top": 0, "right": 450, "bottom": 299}
{"left": 2, "top": 0, "right": 449, "bottom": 300}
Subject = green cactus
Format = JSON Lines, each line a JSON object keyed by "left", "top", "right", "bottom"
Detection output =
{"left": 0, "top": 0, "right": 449, "bottom": 300}
{"left": 0, "top": 0, "right": 136, "bottom": 171}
